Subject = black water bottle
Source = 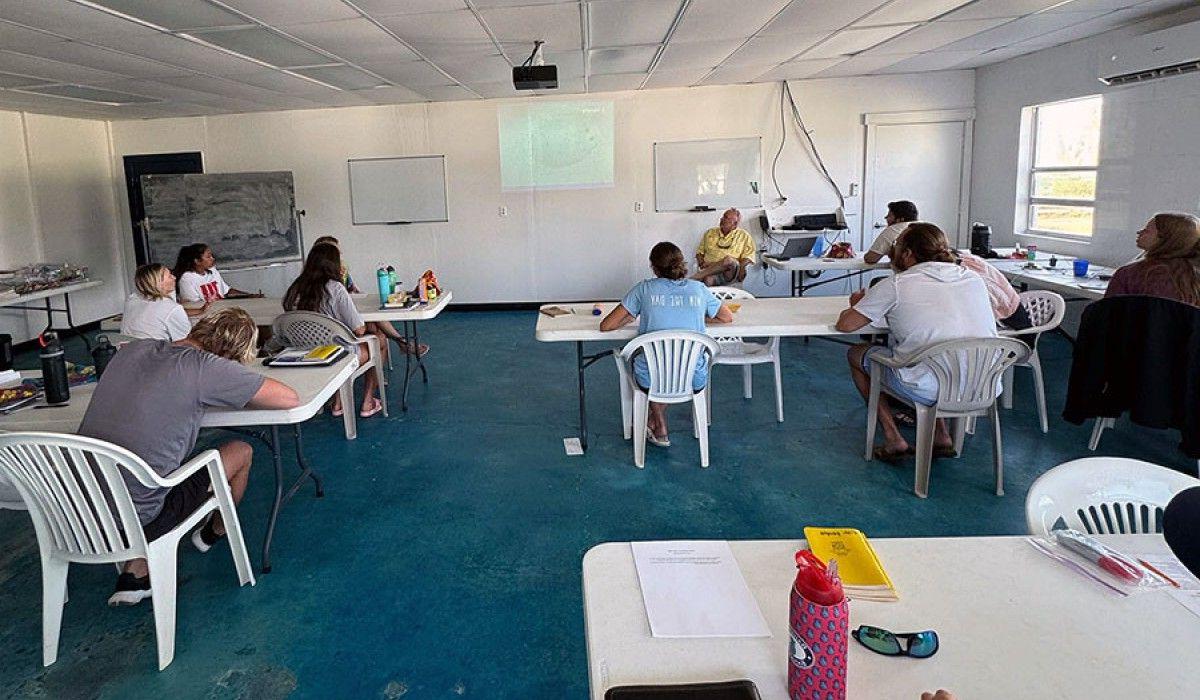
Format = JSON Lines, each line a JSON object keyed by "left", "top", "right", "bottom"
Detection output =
{"left": 91, "top": 335, "right": 117, "bottom": 378}
{"left": 40, "top": 332, "right": 70, "bottom": 405}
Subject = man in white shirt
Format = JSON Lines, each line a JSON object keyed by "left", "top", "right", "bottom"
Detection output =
{"left": 863, "top": 200, "right": 919, "bottom": 265}
{"left": 836, "top": 222, "right": 997, "bottom": 461}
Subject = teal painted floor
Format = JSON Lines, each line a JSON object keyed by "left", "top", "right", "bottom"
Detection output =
{"left": 0, "top": 311, "right": 1193, "bottom": 699}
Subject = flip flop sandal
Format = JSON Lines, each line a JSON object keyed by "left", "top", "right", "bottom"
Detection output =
{"left": 359, "top": 398, "right": 383, "bottom": 418}
{"left": 872, "top": 445, "right": 914, "bottom": 464}
{"left": 933, "top": 445, "right": 958, "bottom": 459}
{"left": 646, "top": 428, "right": 671, "bottom": 448}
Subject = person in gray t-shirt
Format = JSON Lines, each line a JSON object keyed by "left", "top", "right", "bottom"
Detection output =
{"left": 79, "top": 308, "right": 299, "bottom": 606}
{"left": 283, "top": 242, "right": 385, "bottom": 418}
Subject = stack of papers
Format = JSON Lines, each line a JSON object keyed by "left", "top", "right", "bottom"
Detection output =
{"left": 804, "top": 527, "right": 898, "bottom": 601}
{"left": 267, "top": 344, "right": 347, "bottom": 366}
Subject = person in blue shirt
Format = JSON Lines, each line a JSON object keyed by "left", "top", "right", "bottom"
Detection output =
{"left": 601, "top": 241, "right": 733, "bottom": 446}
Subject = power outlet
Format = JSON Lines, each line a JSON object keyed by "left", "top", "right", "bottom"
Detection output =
{"left": 498, "top": 205, "right": 508, "bottom": 217}
{"left": 634, "top": 201, "right": 644, "bottom": 213}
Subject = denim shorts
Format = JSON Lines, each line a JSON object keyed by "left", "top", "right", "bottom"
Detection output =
{"left": 861, "top": 346, "right": 936, "bottom": 407}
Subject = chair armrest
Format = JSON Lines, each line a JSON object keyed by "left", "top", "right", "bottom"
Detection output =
{"left": 150, "top": 449, "right": 222, "bottom": 489}
{"left": 864, "top": 351, "right": 910, "bottom": 370}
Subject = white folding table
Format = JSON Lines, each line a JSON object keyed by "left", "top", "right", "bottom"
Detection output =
{"left": 984, "top": 254, "right": 1112, "bottom": 302}
{"left": 205, "top": 291, "right": 452, "bottom": 411}
{"left": 0, "top": 279, "right": 103, "bottom": 350}
{"left": 763, "top": 256, "right": 889, "bottom": 297}
{"left": 0, "top": 355, "right": 359, "bottom": 573}
{"left": 534, "top": 297, "right": 856, "bottom": 451}
{"left": 584, "top": 536, "right": 1200, "bottom": 699}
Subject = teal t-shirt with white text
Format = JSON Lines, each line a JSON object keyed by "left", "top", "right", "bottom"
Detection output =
{"left": 621, "top": 277, "right": 720, "bottom": 389}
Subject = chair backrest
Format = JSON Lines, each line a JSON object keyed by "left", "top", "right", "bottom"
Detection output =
{"left": 1025, "top": 457, "right": 1200, "bottom": 537}
{"left": 0, "top": 433, "right": 161, "bottom": 563}
{"left": 707, "top": 286, "right": 753, "bottom": 344}
{"left": 272, "top": 310, "right": 355, "bottom": 349}
{"left": 1005, "top": 291, "right": 1066, "bottom": 348}
{"left": 907, "top": 337, "right": 1029, "bottom": 413}
{"left": 619, "top": 330, "right": 720, "bottom": 400}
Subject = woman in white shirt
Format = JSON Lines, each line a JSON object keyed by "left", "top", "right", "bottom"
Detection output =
{"left": 172, "top": 243, "right": 260, "bottom": 304}
{"left": 120, "top": 264, "right": 194, "bottom": 341}
{"left": 836, "top": 222, "right": 998, "bottom": 462}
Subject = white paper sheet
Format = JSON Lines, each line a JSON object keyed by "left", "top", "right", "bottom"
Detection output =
{"left": 1129, "top": 552, "right": 1200, "bottom": 591}
{"left": 631, "top": 540, "right": 771, "bottom": 638}
{"left": 1169, "top": 590, "right": 1200, "bottom": 619}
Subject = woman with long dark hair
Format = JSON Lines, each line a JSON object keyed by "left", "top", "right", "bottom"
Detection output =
{"left": 173, "top": 243, "right": 260, "bottom": 303}
{"left": 283, "top": 242, "right": 386, "bottom": 417}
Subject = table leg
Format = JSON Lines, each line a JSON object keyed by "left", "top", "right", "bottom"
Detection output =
{"left": 577, "top": 341, "right": 589, "bottom": 452}
{"left": 62, "top": 293, "right": 90, "bottom": 353}
{"left": 262, "top": 425, "right": 283, "bottom": 574}
{"left": 291, "top": 425, "right": 323, "bottom": 497}
{"left": 400, "top": 321, "right": 413, "bottom": 411}
{"left": 411, "top": 321, "right": 428, "bottom": 384}
{"left": 339, "top": 380, "right": 357, "bottom": 440}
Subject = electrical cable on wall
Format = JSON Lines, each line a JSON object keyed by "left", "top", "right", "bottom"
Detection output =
{"left": 781, "top": 81, "right": 846, "bottom": 211}
{"left": 770, "top": 83, "right": 788, "bottom": 204}
{"left": 522, "top": 40, "right": 545, "bottom": 67}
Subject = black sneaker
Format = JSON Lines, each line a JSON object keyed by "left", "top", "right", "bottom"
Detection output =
{"left": 191, "top": 518, "right": 222, "bottom": 553}
{"left": 107, "top": 572, "right": 151, "bottom": 607}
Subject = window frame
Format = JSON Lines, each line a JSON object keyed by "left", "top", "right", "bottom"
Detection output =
{"left": 1024, "top": 96, "right": 1101, "bottom": 240}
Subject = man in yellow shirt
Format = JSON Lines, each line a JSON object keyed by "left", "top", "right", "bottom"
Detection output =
{"left": 692, "top": 208, "right": 757, "bottom": 286}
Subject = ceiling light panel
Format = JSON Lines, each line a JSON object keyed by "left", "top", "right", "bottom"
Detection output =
{"left": 761, "top": 0, "right": 890, "bottom": 35}
{"left": 84, "top": 0, "right": 249, "bottom": 30}
{"left": 186, "top": 27, "right": 333, "bottom": 67}
{"left": 589, "top": 45, "right": 659, "bottom": 75}
{"left": 281, "top": 19, "right": 420, "bottom": 63}
{"left": 17, "top": 41, "right": 193, "bottom": 80}
{"left": 672, "top": 0, "right": 792, "bottom": 42}
{"left": 802, "top": 24, "right": 919, "bottom": 59}
{"left": 479, "top": 2, "right": 581, "bottom": 47}
{"left": 217, "top": 0, "right": 360, "bottom": 24}
{"left": 18, "top": 83, "right": 161, "bottom": 104}
{"left": 291, "top": 65, "right": 389, "bottom": 89}
{"left": 588, "top": 0, "right": 682, "bottom": 48}
{"left": 656, "top": 40, "right": 743, "bottom": 71}
{"left": 857, "top": 0, "right": 974, "bottom": 25}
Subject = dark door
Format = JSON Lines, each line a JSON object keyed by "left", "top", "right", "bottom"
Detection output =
{"left": 123, "top": 152, "right": 203, "bottom": 266}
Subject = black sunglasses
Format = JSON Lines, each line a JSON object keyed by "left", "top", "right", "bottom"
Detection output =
{"left": 852, "top": 625, "right": 939, "bottom": 658}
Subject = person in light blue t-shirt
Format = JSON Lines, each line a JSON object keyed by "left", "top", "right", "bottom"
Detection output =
{"left": 601, "top": 241, "right": 733, "bottom": 447}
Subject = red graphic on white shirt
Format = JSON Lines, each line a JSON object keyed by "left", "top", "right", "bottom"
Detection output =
{"left": 199, "top": 281, "right": 223, "bottom": 301}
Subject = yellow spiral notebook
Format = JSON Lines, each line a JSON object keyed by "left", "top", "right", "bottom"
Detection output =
{"left": 803, "top": 527, "right": 898, "bottom": 601}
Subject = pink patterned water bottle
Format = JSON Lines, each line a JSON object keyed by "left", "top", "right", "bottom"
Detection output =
{"left": 789, "top": 550, "right": 848, "bottom": 700}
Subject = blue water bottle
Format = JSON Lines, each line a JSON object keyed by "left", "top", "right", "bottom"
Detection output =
{"left": 376, "top": 267, "right": 391, "bottom": 305}
{"left": 810, "top": 234, "right": 825, "bottom": 257}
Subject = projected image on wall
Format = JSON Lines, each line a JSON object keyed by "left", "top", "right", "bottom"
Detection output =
{"left": 498, "top": 100, "right": 614, "bottom": 190}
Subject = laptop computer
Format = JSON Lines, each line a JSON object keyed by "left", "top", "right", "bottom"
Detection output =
{"left": 772, "top": 237, "right": 817, "bottom": 261}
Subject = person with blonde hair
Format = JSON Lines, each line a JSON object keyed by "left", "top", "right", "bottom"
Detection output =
{"left": 80, "top": 307, "right": 300, "bottom": 606}
{"left": 120, "top": 263, "right": 196, "bottom": 341}
{"left": 1106, "top": 212, "right": 1200, "bottom": 307}
{"left": 692, "top": 208, "right": 757, "bottom": 286}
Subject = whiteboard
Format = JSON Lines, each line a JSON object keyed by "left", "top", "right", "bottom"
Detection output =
{"left": 654, "top": 137, "right": 763, "bottom": 212}
{"left": 348, "top": 155, "right": 448, "bottom": 224}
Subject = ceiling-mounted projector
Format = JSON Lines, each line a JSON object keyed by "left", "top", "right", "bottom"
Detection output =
{"left": 514, "top": 40, "right": 556, "bottom": 90}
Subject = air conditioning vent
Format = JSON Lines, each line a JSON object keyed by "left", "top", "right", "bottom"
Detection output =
{"left": 1099, "top": 21, "right": 1200, "bottom": 86}
{"left": 1102, "top": 59, "right": 1200, "bottom": 86}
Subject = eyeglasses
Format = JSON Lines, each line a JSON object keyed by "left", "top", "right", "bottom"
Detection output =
{"left": 852, "top": 625, "right": 939, "bottom": 658}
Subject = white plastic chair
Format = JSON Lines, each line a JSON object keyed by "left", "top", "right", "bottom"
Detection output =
{"left": 618, "top": 331, "right": 721, "bottom": 468}
{"left": 1025, "top": 457, "right": 1200, "bottom": 537}
{"left": 998, "top": 291, "right": 1066, "bottom": 433}
{"left": 0, "top": 432, "right": 255, "bottom": 670}
{"left": 273, "top": 311, "right": 388, "bottom": 431}
{"left": 707, "top": 286, "right": 783, "bottom": 423}
{"left": 865, "top": 337, "right": 1029, "bottom": 498}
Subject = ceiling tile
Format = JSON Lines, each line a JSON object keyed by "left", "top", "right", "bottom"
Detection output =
{"left": 435, "top": 56, "right": 515, "bottom": 83}
{"left": 546, "top": 77, "right": 586, "bottom": 94}
{"left": 464, "top": 80, "right": 518, "bottom": 98}
{"left": 0, "top": 49, "right": 126, "bottom": 84}
{"left": 225, "top": 68, "right": 351, "bottom": 97}
{"left": 0, "top": 70, "right": 52, "bottom": 88}
{"left": 185, "top": 27, "right": 334, "bottom": 67}
{"left": 1041, "top": 0, "right": 1140, "bottom": 11}
{"left": 152, "top": 73, "right": 291, "bottom": 102}
{"left": 698, "top": 63, "right": 776, "bottom": 84}
{"left": 281, "top": 19, "right": 420, "bottom": 63}
{"left": 106, "top": 34, "right": 268, "bottom": 74}
{"left": 588, "top": 0, "right": 681, "bottom": 48}
{"left": 953, "top": 44, "right": 1039, "bottom": 68}
{"left": 302, "top": 90, "right": 376, "bottom": 107}
{"left": 218, "top": 0, "right": 360, "bottom": 24}
{"left": 811, "top": 53, "right": 910, "bottom": 77}
{"left": 0, "top": 21, "right": 62, "bottom": 49}
{"left": 941, "top": 0, "right": 1066, "bottom": 21}
{"left": 857, "top": 0, "right": 974, "bottom": 25}
{"left": 587, "top": 72, "right": 645, "bottom": 92}
{"left": 589, "top": 45, "right": 658, "bottom": 74}
{"left": 12, "top": 42, "right": 194, "bottom": 80}
{"left": 81, "top": 0, "right": 249, "bottom": 30}
{"left": 291, "top": 65, "right": 390, "bottom": 89}
{"left": 543, "top": 49, "right": 585, "bottom": 78}
{"left": 415, "top": 84, "right": 479, "bottom": 100}
{"left": 722, "top": 35, "right": 828, "bottom": 66}
{"left": 673, "top": 0, "right": 792, "bottom": 42}
{"left": 801, "top": 24, "right": 919, "bottom": 59}
{"left": 354, "top": 0, "right": 468, "bottom": 12}
{"left": 410, "top": 40, "right": 498, "bottom": 62}
{"left": 755, "top": 57, "right": 846, "bottom": 81}
{"left": 480, "top": 2, "right": 581, "bottom": 48}
{"left": 875, "top": 49, "right": 985, "bottom": 72}
{"left": 937, "top": 11, "right": 1105, "bottom": 51}
{"left": 18, "top": 82, "right": 161, "bottom": 104}
{"left": 656, "top": 40, "right": 742, "bottom": 71}
{"left": 358, "top": 59, "right": 455, "bottom": 86}
{"left": 0, "top": 0, "right": 171, "bottom": 39}
{"left": 761, "top": 0, "right": 890, "bottom": 35}
{"left": 860, "top": 18, "right": 1013, "bottom": 55}
{"left": 643, "top": 66, "right": 711, "bottom": 88}
{"left": 351, "top": 84, "right": 428, "bottom": 103}
{"left": 473, "top": 0, "right": 575, "bottom": 8}
{"left": 375, "top": 9, "right": 493, "bottom": 45}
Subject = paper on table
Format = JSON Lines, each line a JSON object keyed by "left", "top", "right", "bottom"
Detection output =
{"left": 632, "top": 540, "right": 771, "bottom": 639}
{"left": 1131, "top": 552, "right": 1200, "bottom": 591}
{"left": 1169, "top": 590, "right": 1200, "bottom": 619}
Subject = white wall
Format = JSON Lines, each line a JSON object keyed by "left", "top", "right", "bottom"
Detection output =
{"left": 109, "top": 73, "right": 974, "bottom": 303}
{"left": 0, "top": 112, "right": 125, "bottom": 343}
{"left": 970, "top": 6, "right": 1200, "bottom": 268}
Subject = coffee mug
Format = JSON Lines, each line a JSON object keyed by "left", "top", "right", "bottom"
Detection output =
{"left": 1073, "top": 259, "right": 1090, "bottom": 277}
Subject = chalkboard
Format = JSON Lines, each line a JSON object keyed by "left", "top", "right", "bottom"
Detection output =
{"left": 141, "top": 171, "right": 300, "bottom": 269}
{"left": 348, "top": 155, "right": 448, "bottom": 225}
{"left": 654, "top": 137, "right": 763, "bottom": 212}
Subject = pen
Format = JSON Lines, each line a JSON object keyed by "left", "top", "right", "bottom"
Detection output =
{"left": 1053, "top": 530, "right": 1143, "bottom": 583}
{"left": 1138, "top": 559, "right": 1180, "bottom": 588}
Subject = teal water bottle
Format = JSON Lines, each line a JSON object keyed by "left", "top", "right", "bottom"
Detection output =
{"left": 387, "top": 266, "right": 398, "bottom": 294}
{"left": 376, "top": 267, "right": 391, "bottom": 305}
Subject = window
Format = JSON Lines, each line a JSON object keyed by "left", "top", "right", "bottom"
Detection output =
{"left": 1026, "top": 95, "right": 1102, "bottom": 237}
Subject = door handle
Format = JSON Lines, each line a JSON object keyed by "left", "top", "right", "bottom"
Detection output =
{"left": 873, "top": 223, "right": 884, "bottom": 229}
